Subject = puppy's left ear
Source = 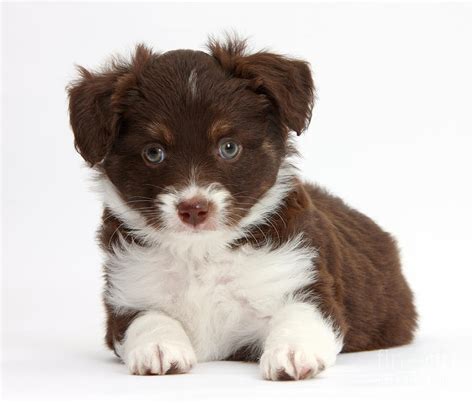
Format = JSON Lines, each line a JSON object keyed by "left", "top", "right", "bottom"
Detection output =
{"left": 209, "top": 38, "right": 314, "bottom": 135}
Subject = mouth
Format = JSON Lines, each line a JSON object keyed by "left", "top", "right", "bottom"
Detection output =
{"left": 182, "top": 224, "right": 218, "bottom": 233}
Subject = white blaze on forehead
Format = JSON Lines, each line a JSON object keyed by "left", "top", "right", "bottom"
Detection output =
{"left": 188, "top": 69, "right": 198, "bottom": 98}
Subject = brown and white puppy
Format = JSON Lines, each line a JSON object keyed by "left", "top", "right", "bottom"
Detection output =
{"left": 68, "top": 38, "right": 417, "bottom": 381}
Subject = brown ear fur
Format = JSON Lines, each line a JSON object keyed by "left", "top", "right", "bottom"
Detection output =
{"left": 208, "top": 37, "right": 315, "bottom": 135}
{"left": 67, "top": 44, "right": 153, "bottom": 166}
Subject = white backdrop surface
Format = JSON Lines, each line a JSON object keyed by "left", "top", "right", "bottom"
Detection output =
{"left": 1, "top": 2, "right": 472, "bottom": 402}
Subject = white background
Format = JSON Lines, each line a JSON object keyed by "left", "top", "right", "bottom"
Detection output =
{"left": 1, "top": 1, "right": 472, "bottom": 402}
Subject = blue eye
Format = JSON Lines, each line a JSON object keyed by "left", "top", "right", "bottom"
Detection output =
{"left": 143, "top": 145, "right": 165, "bottom": 164}
{"left": 218, "top": 138, "right": 241, "bottom": 160}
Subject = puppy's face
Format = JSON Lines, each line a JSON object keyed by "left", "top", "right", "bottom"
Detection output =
{"left": 69, "top": 40, "right": 314, "bottom": 234}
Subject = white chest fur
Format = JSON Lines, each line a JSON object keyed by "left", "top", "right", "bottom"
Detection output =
{"left": 105, "top": 235, "right": 316, "bottom": 361}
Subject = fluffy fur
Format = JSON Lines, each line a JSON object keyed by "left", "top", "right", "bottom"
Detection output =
{"left": 68, "top": 36, "right": 417, "bottom": 381}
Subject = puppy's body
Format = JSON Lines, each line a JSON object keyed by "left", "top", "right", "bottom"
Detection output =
{"left": 68, "top": 39, "right": 417, "bottom": 380}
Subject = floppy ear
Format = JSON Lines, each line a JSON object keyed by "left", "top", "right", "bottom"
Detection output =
{"left": 67, "top": 45, "right": 152, "bottom": 166}
{"left": 208, "top": 37, "right": 314, "bottom": 136}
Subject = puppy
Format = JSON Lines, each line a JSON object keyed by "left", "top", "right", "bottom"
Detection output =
{"left": 68, "top": 38, "right": 417, "bottom": 381}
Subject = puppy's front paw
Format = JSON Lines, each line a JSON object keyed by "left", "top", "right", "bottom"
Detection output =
{"left": 260, "top": 345, "right": 327, "bottom": 381}
{"left": 126, "top": 342, "right": 197, "bottom": 376}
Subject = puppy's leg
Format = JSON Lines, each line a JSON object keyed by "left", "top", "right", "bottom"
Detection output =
{"left": 260, "top": 302, "right": 342, "bottom": 381}
{"left": 117, "top": 311, "right": 197, "bottom": 376}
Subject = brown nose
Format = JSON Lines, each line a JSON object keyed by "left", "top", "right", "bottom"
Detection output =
{"left": 177, "top": 198, "right": 209, "bottom": 226}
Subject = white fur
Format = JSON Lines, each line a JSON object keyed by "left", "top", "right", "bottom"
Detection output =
{"left": 238, "top": 163, "right": 296, "bottom": 231}
{"left": 188, "top": 69, "right": 198, "bottom": 98}
{"left": 260, "top": 302, "right": 342, "bottom": 380}
{"left": 106, "top": 233, "right": 318, "bottom": 361}
{"left": 117, "top": 312, "right": 196, "bottom": 375}
{"left": 97, "top": 160, "right": 297, "bottom": 257}
{"left": 97, "top": 161, "right": 343, "bottom": 378}
{"left": 158, "top": 181, "right": 232, "bottom": 233}
{"left": 97, "top": 175, "right": 147, "bottom": 229}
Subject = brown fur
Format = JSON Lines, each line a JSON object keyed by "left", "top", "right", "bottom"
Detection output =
{"left": 240, "top": 182, "right": 417, "bottom": 353}
{"left": 68, "top": 37, "right": 417, "bottom": 360}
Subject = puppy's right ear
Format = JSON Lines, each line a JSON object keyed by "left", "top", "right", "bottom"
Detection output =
{"left": 67, "top": 45, "right": 152, "bottom": 166}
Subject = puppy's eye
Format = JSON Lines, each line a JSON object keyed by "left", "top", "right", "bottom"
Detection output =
{"left": 143, "top": 145, "right": 165, "bottom": 164}
{"left": 218, "top": 138, "right": 241, "bottom": 160}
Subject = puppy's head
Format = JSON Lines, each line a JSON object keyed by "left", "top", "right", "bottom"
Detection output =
{"left": 68, "top": 38, "right": 314, "bottom": 237}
